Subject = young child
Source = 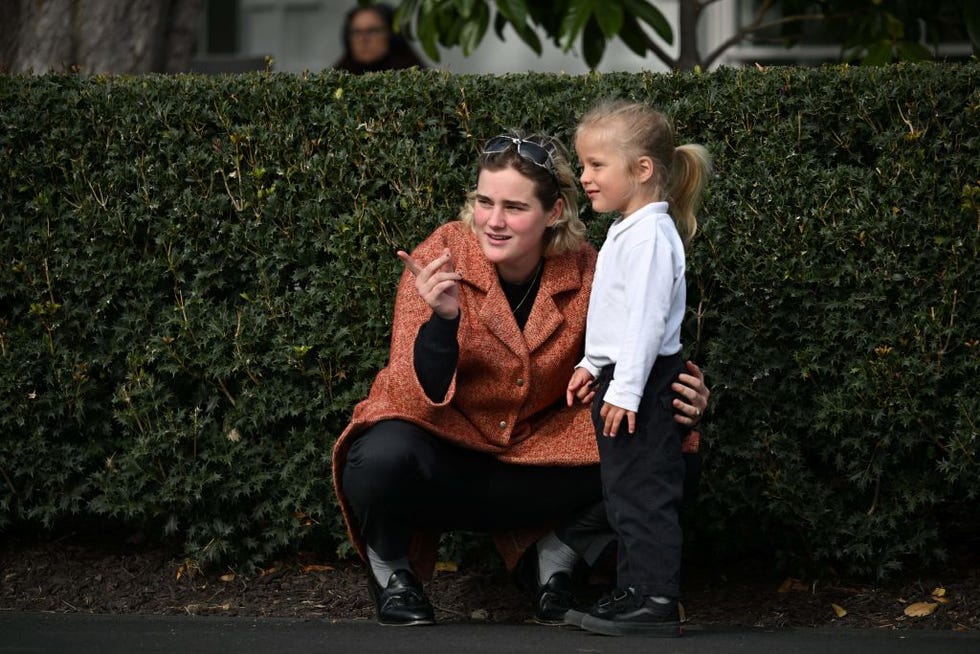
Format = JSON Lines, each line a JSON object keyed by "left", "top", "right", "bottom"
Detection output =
{"left": 564, "top": 100, "right": 712, "bottom": 637}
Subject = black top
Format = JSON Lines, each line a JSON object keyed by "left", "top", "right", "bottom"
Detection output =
{"left": 413, "top": 268, "right": 543, "bottom": 402}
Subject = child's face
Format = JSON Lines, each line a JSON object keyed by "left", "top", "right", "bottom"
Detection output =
{"left": 575, "top": 129, "right": 642, "bottom": 216}
{"left": 473, "top": 166, "right": 560, "bottom": 283}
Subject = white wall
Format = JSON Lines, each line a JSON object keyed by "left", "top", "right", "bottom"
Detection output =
{"left": 427, "top": 25, "right": 672, "bottom": 75}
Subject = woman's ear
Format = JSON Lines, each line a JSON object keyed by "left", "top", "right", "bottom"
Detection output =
{"left": 547, "top": 198, "right": 564, "bottom": 227}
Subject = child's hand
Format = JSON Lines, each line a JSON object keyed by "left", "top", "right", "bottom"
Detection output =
{"left": 566, "top": 368, "right": 595, "bottom": 406}
{"left": 599, "top": 402, "right": 635, "bottom": 437}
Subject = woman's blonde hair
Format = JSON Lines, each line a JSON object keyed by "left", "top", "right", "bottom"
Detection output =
{"left": 576, "top": 100, "right": 711, "bottom": 245}
{"left": 459, "top": 131, "right": 586, "bottom": 257}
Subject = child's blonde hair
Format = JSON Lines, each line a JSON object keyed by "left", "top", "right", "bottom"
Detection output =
{"left": 576, "top": 100, "right": 711, "bottom": 245}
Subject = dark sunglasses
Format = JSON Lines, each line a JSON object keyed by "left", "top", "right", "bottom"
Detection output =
{"left": 482, "top": 135, "right": 557, "bottom": 176}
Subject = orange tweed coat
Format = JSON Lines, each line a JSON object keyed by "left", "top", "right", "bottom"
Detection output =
{"left": 331, "top": 221, "right": 600, "bottom": 577}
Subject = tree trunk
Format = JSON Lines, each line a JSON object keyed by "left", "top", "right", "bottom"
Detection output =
{"left": 1, "top": 0, "right": 204, "bottom": 74}
{"left": 676, "top": 0, "right": 704, "bottom": 71}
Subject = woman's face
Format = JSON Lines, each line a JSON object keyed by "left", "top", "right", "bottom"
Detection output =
{"left": 473, "top": 166, "right": 561, "bottom": 283}
{"left": 348, "top": 9, "right": 390, "bottom": 65}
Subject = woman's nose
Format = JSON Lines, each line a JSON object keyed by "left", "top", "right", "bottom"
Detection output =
{"left": 487, "top": 206, "right": 506, "bottom": 227}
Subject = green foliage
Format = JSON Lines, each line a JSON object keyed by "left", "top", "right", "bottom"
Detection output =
{"left": 389, "top": 0, "right": 672, "bottom": 68}
{"left": 683, "top": 64, "right": 980, "bottom": 577}
{"left": 387, "top": 0, "right": 977, "bottom": 71}
{"left": 1, "top": 64, "right": 977, "bottom": 578}
{"left": 831, "top": 0, "right": 976, "bottom": 64}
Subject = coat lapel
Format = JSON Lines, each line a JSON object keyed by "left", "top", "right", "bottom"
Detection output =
{"left": 456, "top": 234, "right": 525, "bottom": 359}
{"left": 456, "top": 230, "right": 586, "bottom": 356}
{"left": 522, "top": 258, "right": 583, "bottom": 352}
{"left": 479, "top": 283, "right": 526, "bottom": 358}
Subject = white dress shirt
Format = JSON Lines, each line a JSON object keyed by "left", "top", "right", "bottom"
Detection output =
{"left": 577, "top": 201, "right": 686, "bottom": 412}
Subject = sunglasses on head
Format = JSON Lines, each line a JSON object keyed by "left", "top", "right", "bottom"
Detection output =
{"left": 482, "top": 135, "right": 557, "bottom": 176}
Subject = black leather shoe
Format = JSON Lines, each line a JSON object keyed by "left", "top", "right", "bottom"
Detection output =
{"left": 512, "top": 549, "right": 575, "bottom": 625}
{"left": 367, "top": 570, "right": 435, "bottom": 626}
{"left": 535, "top": 571, "right": 574, "bottom": 625}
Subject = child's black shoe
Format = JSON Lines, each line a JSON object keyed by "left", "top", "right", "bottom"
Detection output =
{"left": 575, "top": 587, "right": 682, "bottom": 637}
{"left": 563, "top": 586, "right": 634, "bottom": 628}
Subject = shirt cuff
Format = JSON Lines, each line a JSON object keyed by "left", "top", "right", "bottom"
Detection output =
{"left": 602, "top": 384, "right": 641, "bottom": 413}
{"left": 576, "top": 358, "right": 601, "bottom": 380}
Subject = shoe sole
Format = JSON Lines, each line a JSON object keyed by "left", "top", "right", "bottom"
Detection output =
{"left": 533, "top": 612, "right": 569, "bottom": 626}
{"left": 579, "top": 614, "right": 682, "bottom": 637}
{"left": 377, "top": 618, "right": 436, "bottom": 627}
{"left": 563, "top": 609, "right": 589, "bottom": 629}
{"left": 564, "top": 608, "right": 620, "bottom": 629}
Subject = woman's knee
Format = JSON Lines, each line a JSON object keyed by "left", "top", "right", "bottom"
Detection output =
{"left": 342, "top": 421, "right": 430, "bottom": 506}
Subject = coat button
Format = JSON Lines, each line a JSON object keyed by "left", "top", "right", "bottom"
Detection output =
{"left": 516, "top": 378, "right": 524, "bottom": 387}
{"left": 499, "top": 421, "right": 507, "bottom": 429}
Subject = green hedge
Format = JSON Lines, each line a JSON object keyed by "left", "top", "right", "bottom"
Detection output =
{"left": 1, "top": 63, "right": 977, "bottom": 577}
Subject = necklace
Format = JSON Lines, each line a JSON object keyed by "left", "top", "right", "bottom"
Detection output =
{"left": 510, "top": 259, "right": 543, "bottom": 315}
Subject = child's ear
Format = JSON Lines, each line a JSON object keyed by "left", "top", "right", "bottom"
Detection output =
{"left": 636, "top": 155, "right": 656, "bottom": 184}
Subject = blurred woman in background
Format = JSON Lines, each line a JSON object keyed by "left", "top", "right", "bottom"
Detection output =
{"left": 333, "top": 3, "right": 426, "bottom": 74}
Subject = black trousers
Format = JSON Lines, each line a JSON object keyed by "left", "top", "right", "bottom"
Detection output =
{"left": 593, "top": 353, "right": 686, "bottom": 598}
{"left": 342, "top": 419, "right": 605, "bottom": 561}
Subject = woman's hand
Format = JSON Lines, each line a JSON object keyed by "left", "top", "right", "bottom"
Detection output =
{"left": 397, "top": 248, "right": 462, "bottom": 320}
{"left": 672, "top": 360, "right": 710, "bottom": 427}
{"left": 566, "top": 367, "right": 595, "bottom": 406}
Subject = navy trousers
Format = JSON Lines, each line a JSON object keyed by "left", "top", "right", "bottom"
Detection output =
{"left": 592, "top": 353, "right": 686, "bottom": 598}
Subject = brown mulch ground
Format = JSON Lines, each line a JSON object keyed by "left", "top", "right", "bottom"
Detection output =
{"left": 1, "top": 529, "right": 977, "bottom": 632}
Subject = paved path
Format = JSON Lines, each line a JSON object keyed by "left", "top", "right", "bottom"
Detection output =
{"left": 2, "top": 612, "right": 978, "bottom": 653}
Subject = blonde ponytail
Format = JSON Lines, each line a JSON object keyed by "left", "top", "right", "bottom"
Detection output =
{"left": 669, "top": 144, "right": 712, "bottom": 246}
